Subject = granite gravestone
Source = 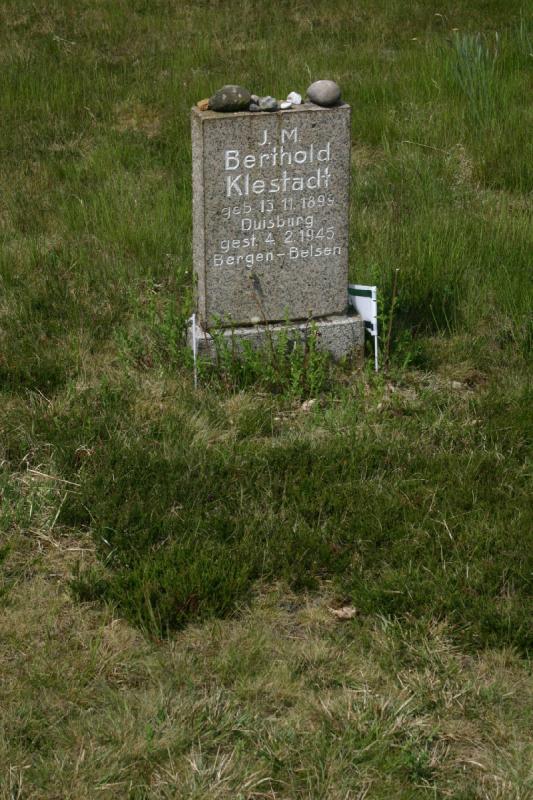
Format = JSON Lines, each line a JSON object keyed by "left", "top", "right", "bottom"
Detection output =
{"left": 190, "top": 103, "right": 363, "bottom": 360}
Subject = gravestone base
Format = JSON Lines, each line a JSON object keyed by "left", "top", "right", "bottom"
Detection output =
{"left": 188, "top": 314, "right": 364, "bottom": 363}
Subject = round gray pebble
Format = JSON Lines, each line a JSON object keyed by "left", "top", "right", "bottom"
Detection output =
{"left": 249, "top": 103, "right": 260, "bottom": 112}
{"left": 258, "top": 96, "right": 278, "bottom": 111}
{"left": 306, "top": 79, "right": 341, "bottom": 107}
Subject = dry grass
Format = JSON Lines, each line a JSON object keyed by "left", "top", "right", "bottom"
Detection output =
{"left": 1, "top": 520, "right": 532, "bottom": 799}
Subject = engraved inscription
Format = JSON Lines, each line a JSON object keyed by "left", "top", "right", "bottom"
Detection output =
{"left": 212, "top": 127, "right": 341, "bottom": 270}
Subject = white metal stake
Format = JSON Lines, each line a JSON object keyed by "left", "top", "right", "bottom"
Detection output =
{"left": 192, "top": 313, "right": 198, "bottom": 390}
{"left": 348, "top": 284, "right": 379, "bottom": 373}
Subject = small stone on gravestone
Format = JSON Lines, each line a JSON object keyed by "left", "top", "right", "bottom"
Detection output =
{"left": 287, "top": 91, "right": 302, "bottom": 105}
{"left": 307, "top": 79, "right": 341, "bottom": 107}
{"left": 208, "top": 85, "right": 251, "bottom": 112}
{"left": 258, "top": 96, "right": 278, "bottom": 111}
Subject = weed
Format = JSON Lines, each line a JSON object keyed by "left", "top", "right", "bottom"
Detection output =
{"left": 451, "top": 31, "right": 500, "bottom": 125}
{"left": 204, "top": 319, "right": 331, "bottom": 399}
{"left": 0, "top": 544, "right": 12, "bottom": 603}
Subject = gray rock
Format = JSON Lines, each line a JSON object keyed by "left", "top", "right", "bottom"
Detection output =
{"left": 191, "top": 103, "right": 352, "bottom": 327}
{"left": 249, "top": 103, "right": 260, "bottom": 112}
{"left": 250, "top": 94, "right": 260, "bottom": 104}
{"left": 258, "top": 95, "right": 278, "bottom": 111}
{"left": 307, "top": 79, "right": 341, "bottom": 107}
{"left": 189, "top": 315, "right": 364, "bottom": 363}
{"left": 208, "top": 85, "right": 251, "bottom": 112}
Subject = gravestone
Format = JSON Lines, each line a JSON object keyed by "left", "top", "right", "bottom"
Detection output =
{"left": 189, "top": 102, "right": 363, "bottom": 360}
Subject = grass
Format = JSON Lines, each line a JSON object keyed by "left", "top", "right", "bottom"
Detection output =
{"left": 2, "top": 572, "right": 532, "bottom": 799}
{"left": 1, "top": 0, "right": 532, "bottom": 796}
{"left": 52, "top": 369, "right": 529, "bottom": 653}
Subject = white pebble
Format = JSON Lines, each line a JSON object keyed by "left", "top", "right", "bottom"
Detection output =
{"left": 287, "top": 91, "right": 302, "bottom": 105}
{"left": 279, "top": 101, "right": 292, "bottom": 109}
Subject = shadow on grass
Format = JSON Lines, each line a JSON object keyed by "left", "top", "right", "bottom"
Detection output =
{"left": 61, "top": 378, "right": 533, "bottom": 653}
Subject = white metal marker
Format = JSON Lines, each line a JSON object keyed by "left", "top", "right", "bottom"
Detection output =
{"left": 348, "top": 284, "right": 379, "bottom": 372}
{"left": 191, "top": 313, "right": 198, "bottom": 389}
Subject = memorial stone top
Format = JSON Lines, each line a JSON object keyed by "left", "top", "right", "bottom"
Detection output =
{"left": 192, "top": 102, "right": 351, "bottom": 328}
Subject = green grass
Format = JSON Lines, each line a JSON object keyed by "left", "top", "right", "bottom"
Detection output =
{"left": 1, "top": 0, "right": 532, "bottom": 796}
{"left": 42, "top": 369, "right": 528, "bottom": 653}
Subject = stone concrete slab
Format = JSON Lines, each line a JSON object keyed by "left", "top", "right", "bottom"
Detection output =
{"left": 188, "top": 313, "right": 364, "bottom": 363}
{"left": 192, "top": 103, "right": 351, "bottom": 328}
